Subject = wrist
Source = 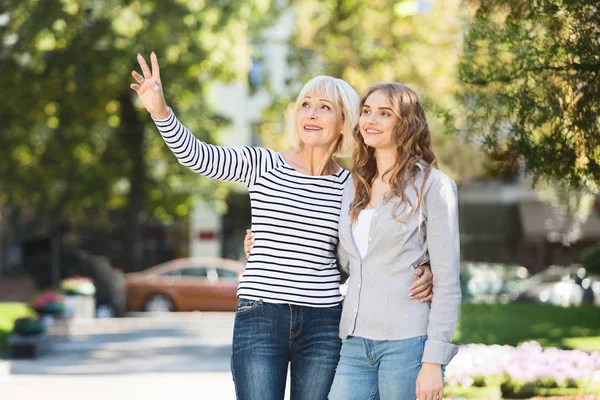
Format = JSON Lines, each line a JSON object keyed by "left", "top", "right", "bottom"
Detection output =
{"left": 422, "top": 362, "right": 442, "bottom": 369}
{"left": 151, "top": 106, "right": 170, "bottom": 120}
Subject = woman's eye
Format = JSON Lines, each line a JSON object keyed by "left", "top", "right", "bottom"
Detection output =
{"left": 301, "top": 102, "right": 310, "bottom": 108}
{"left": 382, "top": 112, "right": 390, "bottom": 117}
{"left": 362, "top": 109, "right": 370, "bottom": 115}
{"left": 321, "top": 105, "right": 330, "bottom": 110}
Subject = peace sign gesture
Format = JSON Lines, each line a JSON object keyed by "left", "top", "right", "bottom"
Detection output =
{"left": 130, "top": 52, "right": 170, "bottom": 120}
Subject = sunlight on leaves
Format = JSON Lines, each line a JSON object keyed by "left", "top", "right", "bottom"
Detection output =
{"left": 112, "top": 7, "right": 144, "bottom": 38}
{"left": 35, "top": 29, "right": 56, "bottom": 51}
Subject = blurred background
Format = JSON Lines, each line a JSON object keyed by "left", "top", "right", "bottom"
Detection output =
{"left": 0, "top": 0, "right": 599, "bottom": 399}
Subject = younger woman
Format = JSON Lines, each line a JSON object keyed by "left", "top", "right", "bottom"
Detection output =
{"left": 329, "top": 82, "right": 461, "bottom": 400}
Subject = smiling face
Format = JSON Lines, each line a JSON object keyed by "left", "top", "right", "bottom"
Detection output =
{"left": 296, "top": 91, "right": 345, "bottom": 150}
{"left": 359, "top": 89, "right": 399, "bottom": 151}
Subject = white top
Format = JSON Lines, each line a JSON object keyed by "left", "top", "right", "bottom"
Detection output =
{"left": 154, "top": 110, "right": 350, "bottom": 307}
{"left": 352, "top": 209, "right": 375, "bottom": 259}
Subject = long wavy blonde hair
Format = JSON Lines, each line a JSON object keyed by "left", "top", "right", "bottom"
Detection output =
{"left": 349, "top": 82, "right": 437, "bottom": 225}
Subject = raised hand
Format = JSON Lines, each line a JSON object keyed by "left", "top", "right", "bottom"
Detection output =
{"left": 130, "top": 52, "right": 170, "bottom": 119}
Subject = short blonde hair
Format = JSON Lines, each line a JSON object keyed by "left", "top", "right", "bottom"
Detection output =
{"left": 285, "top": 76, "right": 359, "bottom": 158}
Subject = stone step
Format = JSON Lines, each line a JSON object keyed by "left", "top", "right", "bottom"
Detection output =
{"left": 48, "top": 312, "right": 234, "bottom": 336}
{"left": 43, "top": 313, "right": 236, "bottom": 354}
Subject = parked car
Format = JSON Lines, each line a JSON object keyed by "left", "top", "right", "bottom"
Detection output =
{"left": 460, "top": 262, "right": 530, "bottom": 302}
{"left": 125, "top": 258, "right": 244, "bottom": 312}
{"left": 516, "top": 265, "right": 588, "bottom": 307}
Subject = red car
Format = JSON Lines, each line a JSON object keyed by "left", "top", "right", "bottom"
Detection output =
{"left": 125, "top": 258, "right": 244, "bottom": 312}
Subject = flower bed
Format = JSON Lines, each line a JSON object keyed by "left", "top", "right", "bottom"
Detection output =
{"left": 33, "top": 292, "right": 64, "bottom": 316}
{"left": 60, "top": 276, "right": 96, "bottom": 296}
{"left": 445, "top": 342, "right": 600, "bottom": 398}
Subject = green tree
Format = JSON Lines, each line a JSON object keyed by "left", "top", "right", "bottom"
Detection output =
{"left": 259, "top": 0, "right": 490, "bottom": 182}
{"left": 458, "top": 0, "right": 599, "bottom": 191}
{"left": 0, "top": 0, "right": 278, "bottom": 271}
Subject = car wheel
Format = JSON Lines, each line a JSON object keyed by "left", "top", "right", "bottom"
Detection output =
{"left": 96, "top": 304, "right": 116, "bottom": 319}
{"left": 144, "top": 294, "right": 174, "bottom": 312}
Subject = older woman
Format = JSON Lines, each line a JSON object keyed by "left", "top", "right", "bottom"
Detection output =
{"left": 130, "top": 53, "right": 433, "bottom": 400}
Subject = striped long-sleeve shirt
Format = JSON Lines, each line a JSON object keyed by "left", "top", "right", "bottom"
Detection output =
{"left": 154, "top": 110, "right": 350, "bottom": 307}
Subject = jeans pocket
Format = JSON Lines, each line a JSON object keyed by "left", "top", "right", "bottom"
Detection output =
{"left": 325, "top": 301, "right": 343, "bottom": 313}
{"left": 236, "top": 298, "right": 260, "bottom": 315}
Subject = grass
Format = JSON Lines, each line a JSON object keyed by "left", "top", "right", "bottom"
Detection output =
{"left": 455, "top": 302, "right": 600, "bottom": 350}
{"left": 450, "top": 303, "right": 600, "bottom": 398}
{"left": 0, "top": 302, "right": 34, "bottom": 352}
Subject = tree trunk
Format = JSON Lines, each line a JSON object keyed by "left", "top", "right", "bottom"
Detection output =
{"left": 119, "top": 92, "right": 146, "bottom": 272}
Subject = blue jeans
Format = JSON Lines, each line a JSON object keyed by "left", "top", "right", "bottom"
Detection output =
{"left": 328, "top": 335, "right": 427, "bottom": 400}
{"left": 231, "top": 298, "right": 343, "bottom": 400}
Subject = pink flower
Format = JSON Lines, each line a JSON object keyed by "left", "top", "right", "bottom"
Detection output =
{"left": 34, "top": 291, "right": 62, "bottom": 309}
{"left": 445, "top": 341, "right": 600, "bottom": 388}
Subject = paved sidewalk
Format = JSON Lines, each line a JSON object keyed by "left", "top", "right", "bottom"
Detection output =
{"left": 0, "top": 313, "right": 291, "bottom": 400}
{"left": 2, "top": 372, "right": 237, "bottom": 399}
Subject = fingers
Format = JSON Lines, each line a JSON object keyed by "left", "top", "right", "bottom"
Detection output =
{"left": 244, "top": 241, "right": 253, "bottom": 257}
{"left": 411, "top": 285, "right": 432, "bottom": 302}
{"left": 131, "top": 70, "right": 144, "bottom": 85}
{"left": 411, "top": 280, "right": 430, "bottom": 294}
{"left": 244, "top": 229, "right": 255, "bottom": 259}
{"left": 418, "top": 390, "right": 441, "bottom": 400}
{"left": 420, "top": 292, "right": 433, "bottom": 302}
{"left": 130, "top": 78, "right": 160, "bottom": 93}
{"left": 150, "top": 51, "right": 161, "bottom": 82}
{"left": 419, "top": 384, "right": 443, "bottom": 400}
{"left": 137, "top": 53, "right": 152, "bottom": 79}
{"left": 410, "top": 272, "right": 431, "bottom": 294}
{"left": 411, "top": 265, "right": 432, "bottom": 291}
{"left": 413, "top": 265, "right": 432, "bottom": 281}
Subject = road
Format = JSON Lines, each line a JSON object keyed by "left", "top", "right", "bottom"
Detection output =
{"left": 1, "top": 313, "right": 291, "bottom": 400}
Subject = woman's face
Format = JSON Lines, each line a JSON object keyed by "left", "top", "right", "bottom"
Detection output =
{"left": 296, "top": 91, "right": 344, "bottom": 150}
{"left": 359, "top": 90, "right": 399, "bottom": 150}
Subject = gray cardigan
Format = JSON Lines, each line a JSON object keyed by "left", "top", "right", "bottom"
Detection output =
{"left": 337, "top": 166, "right": 461, "bottom": 365}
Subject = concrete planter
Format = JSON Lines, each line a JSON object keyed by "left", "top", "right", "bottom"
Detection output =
{"left": 8, "top": 333, "right": 48, "bottom": 359}
{"left": 63, "top": 295, "right": 95, "bottom": 319}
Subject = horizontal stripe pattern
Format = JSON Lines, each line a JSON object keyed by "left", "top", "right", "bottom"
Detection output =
{"left": 154, "top": 110, "right": 349, "bottom": 307}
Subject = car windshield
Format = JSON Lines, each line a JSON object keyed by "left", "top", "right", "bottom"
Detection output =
{"left": 216, "top": 268, "right": 238, "bottom": 280}
{"left": 158, "top": 267, "right": 208, "bottom": 278}
{"left": 179, "top": 267, "right": 208, "bottom": 278}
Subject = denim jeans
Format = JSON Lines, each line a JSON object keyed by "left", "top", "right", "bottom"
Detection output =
{"left": 231, "top": 298, "right": 343, "bottom": 400}
{"left": 328, "top": 335, "right": 427, "bottom": 400}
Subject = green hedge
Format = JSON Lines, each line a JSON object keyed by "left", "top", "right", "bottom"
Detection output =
{"left": 0, "top": 303, "right": 34, "bottom": 352}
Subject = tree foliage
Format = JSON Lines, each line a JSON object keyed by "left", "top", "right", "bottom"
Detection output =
{"left": 0, "top": 0, "right": 278, "bottom": 268}
{"left": 459, "top": 0, "right": 600, "bottom": 191}
{"left": 258, "top": 0, "right": 490, "bottom": 183}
